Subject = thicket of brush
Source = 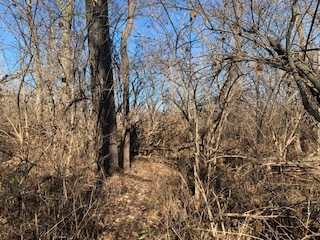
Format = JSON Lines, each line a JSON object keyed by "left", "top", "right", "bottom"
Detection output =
{"left": 1, "top": 90, "right": 320, "bottom": 240}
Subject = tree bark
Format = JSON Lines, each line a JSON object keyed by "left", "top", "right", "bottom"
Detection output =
{"left": 120, "top": 0, "right": 135, "bottom": 170}
{"left": 85, "top": 0, "right": 119, "bottom": 175}
{"left": 26, "top": 0, "right": 43, "bottom": 120}
{"left": 58, "top": 0, "right": 74, "bottom": 113}
{"left": 57, "top": 0, "right": 74, "bottom": 177}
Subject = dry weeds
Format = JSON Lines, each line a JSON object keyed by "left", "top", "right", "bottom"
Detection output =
{"left": 1, "top": 95, "right": 320, "bottom": 239}
{"left": 1, "top": 150, "right": 320, "bottom": 239}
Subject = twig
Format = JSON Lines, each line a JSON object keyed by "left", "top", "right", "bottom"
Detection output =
{"left": 222, "top": 213, "right": 280, "bottom": 219}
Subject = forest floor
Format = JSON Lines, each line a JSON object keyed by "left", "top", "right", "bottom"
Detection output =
{"left": 98, "top": 157, "right": 180, "bottom": 240}
{"left": 0, "top": 156, "right": 181, "bottom": 240}
{"left": 2, "top": 155, "right": 320, "bottom": 239}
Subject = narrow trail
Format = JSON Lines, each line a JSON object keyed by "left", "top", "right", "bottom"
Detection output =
{"left": 99, "top": 158, "right": 180, "bottom": 240}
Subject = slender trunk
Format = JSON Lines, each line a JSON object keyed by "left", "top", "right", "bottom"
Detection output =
{"left": 120, "top": 0, "right": 135, "bottom": 169}
{"left": 86, "top": 0, "right": 119, "bottom": 174}
{"left": 34, "top": 41, "right": 43, "bottom": 119}
{"left": 193, "top": 102, "right": 201, "bottom": 203}
{"left": 317, "top": 49, "right": 320, "bottom": 157}
{"left": 58, "top": 0, "right": 74, "bottom": 115}
{"left": 57, "top": 0, "right": 74, "bottom": 177}
{"left": 26, "top": 0, "right": 43, "bottom": 120}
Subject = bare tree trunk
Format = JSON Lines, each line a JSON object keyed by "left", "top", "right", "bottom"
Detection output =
{"left": 26, "top": 0, "right": 43, "bottom": 120}
{"left": 318, "top": 48, "right": 320, "bottom": 157}
{"left": 120, "top": 0, "right": 135, "bottom": 170}
{"left": 293, "top": 1, "right": 320, "bottom": 156}
{"left": 254, "top": 77, "right": 263, "bottom": 149}
{"left": 57, "top": 0, "right": 74, "bottom": 177}
{"left": 193, "top": 101, "right": 202, "bottom": 204}
{"left": 58, "top": 0, "right": 74, "bottom": 114}
{"left": 86, "top": 0, "right": 119, "bottom": 175}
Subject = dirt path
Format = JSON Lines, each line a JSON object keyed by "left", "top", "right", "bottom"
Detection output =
{"left": 99, "top": 159, "right": 179, "bottom": 240}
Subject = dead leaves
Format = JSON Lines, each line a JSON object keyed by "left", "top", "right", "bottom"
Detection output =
{"left": 190, "top": 10, "right": 197, "bottom": 22}
{"left": 256, "top": 62, "right": 263, "bottom": 77}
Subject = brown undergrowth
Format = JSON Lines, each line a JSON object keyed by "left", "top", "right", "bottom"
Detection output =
{"left": 1, "top": 153, "right": 320, "bottom": 239}
{"left": 0, "top": 156, "right": 181, "bottom": 240}
{"left": 159, "top": 156, "right": 320, "bottom": 239}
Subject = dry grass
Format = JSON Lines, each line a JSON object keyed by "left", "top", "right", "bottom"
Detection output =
{"left": 1, "top": 93, "right": 320, "bottom": 239}
{"left": 152, "top": 156, "right": 320, "bottom": 240}
{"left": 0, "top": 154, "right": 181, "bottom": 239}
{"left": 1, "top": 147, "right": 320, "bottom": 239}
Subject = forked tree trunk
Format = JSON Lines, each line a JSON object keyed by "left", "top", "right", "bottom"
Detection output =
{"left": 120, "top": 0, "right": 135, "bottom": 169}
{"left": 85, "top": 0, "right": 119, "bottom": 174}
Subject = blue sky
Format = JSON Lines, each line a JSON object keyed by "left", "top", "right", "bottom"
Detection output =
{"left": 0, "top": 2, "right": 26, "bottom": 75}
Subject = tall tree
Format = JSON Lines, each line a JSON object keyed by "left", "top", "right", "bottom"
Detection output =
{"left": 25, "top": 0, "right": 43, "bottom": 119}
{"left": 120, "top": 0, "right": 135, "bottom": 169}
{"left": 85, "top": 0, "right": 119, "bottom": 174}
{"left": 55, "top": 0, "right": 75, "bottom": 178}
{"left": 58, "top": 0, "right": 74, "bottom": 112}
